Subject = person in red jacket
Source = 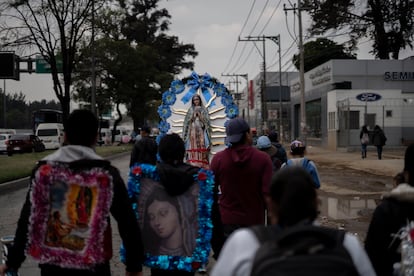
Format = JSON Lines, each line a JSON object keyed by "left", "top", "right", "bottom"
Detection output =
{"left": 210, "top": 117, "right": 273, "bottom": 243}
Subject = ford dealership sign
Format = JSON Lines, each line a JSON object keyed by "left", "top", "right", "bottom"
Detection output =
{"left": 356, "top": 93, "right": 382, "bottom": 102}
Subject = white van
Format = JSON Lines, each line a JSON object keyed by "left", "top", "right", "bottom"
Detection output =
{"left": 36, "top": 123, "right": 65, "bottom": 149}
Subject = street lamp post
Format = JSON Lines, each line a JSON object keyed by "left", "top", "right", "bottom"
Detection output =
{"left": 2, "top": 80, "right": 6, "bottom": 128}
{"left": 265, "top": 35, "right": 283, "bottom": 142}
{"left": 91, "top": 0, "right": 96, "bottom": 115}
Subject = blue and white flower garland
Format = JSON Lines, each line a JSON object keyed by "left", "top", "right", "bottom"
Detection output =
{"left": 157, "top": 71, "right": 239, "bottom": 142}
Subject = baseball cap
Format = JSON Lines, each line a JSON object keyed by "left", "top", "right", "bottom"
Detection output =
{"left": 290, "top": 139, "right": 306, "bottom": 154}
{"left": 257, "top": 136, "right": 272, "bottom": 149}
{"left": 226, "top": 117, "right": 250, "bottom": 144}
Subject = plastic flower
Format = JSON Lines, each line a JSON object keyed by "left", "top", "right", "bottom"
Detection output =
{"left": 157, "top": 105, "right": 171, "bottom": 120}
{"left": 162, "top": 90, "right": 176, "bottom": 105}
{"left": 225, "top": 104, "right": 239, "bottom": 118}
{"left": 213, "top": 83, "right": 227, "bottom": 97}
{"left": 198, "top": 172, "right": 207, "bottom": 181}
{"left": 96, "top": 174, "right": 109, "bottom": 188}
{"left": 132, "top": 166, "right": 142, "bottom": 176}
{"left": 158, "top": 120, "right": 170, "bottom": 133}
{"left": 39, "top": 164, "right": 52, "bottom": 176}
{"left": 221, "top": 93, "right": 234, "bottom": 106}
{"left": 410, "top": 228, "right": 414, "bottom": 241}
{"left": 170, "top": 80, "right": 185, "bottom": 94}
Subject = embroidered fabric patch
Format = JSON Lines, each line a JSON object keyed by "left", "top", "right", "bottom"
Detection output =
{"left": 27, "top": 163, "right": 113, "bottom": 269}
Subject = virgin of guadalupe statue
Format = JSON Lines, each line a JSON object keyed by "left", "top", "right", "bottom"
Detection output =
{"left": 182, "top": 94, "right": 211, "bottom": 168}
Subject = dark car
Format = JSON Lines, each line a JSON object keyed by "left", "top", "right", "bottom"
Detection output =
{"left": 6, "top": 134, "right": 46, "bottom": 156}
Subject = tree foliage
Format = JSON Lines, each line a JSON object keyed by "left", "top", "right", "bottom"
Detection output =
{"left": 304, "top": 0, "right": 414, "bottom": 59}
{"left": 0, "top": 0, "right": 97, "bottom": 123}
{"left": 292, "top": 38, "right": 356, "bottom": 71}
{"left": 73, "top": 0, "right": 197, "bottom": 131}
{"left": 0, "top": 90, "right": 60, "bottom": 129}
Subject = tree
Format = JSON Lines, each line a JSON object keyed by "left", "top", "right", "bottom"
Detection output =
{"left": 304, "top": 0, "right": 414, "bottom": 59}
{"left": 0, "top": 0, "right": 97, "bottom": 123}
{"left": 118, "top": 0, "right": 198, "bottom": 130}
{"left": 292, "top": 38, "right": 356, "bottom": 71}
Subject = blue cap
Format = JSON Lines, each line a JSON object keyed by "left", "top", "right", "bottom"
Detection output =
{"left": 257, "top": 136, "right": 271, "bottom": 149}
{"left": 225, "top": 117, "right": 250, "bottom": 144}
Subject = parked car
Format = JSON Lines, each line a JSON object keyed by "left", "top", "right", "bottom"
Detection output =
{"left": 0, "top": 133, "right": 11, "bottom": 154}
{"left": 6, "top": 134, "right": 46, "bottom": 156}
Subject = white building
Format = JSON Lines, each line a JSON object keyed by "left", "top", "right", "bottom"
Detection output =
{"left": 289, "top": 56, "right": 414, "bottom": 149}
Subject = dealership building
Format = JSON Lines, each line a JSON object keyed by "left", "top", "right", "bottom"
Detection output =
{"left": 289, "top": 56, "right": 414, "bottom": 149}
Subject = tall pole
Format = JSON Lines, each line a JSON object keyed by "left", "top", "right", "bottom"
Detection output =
{"left": 277, "top": 35, "right": 283, "bottom": 142}
{"left": 3, "top": 80, "right": 6, "bottom": 128}
{"left": 238, "top": 36, "right": 270, "bottom": 134}
{"left": 298, "top": 0, "right": 306, "bottom": 139}
{"left": 262, "top": 36, "right": 267, "bottom": 133}
{"left": 241, "top": 74, "right": 250, "bottom": 127}
{"left": 91, "top": 0, "right": 96, "bottom": 115}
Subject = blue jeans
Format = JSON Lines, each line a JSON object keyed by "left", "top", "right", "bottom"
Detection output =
{"left": 361, "top": 144, "right": 367, "bottom": 158}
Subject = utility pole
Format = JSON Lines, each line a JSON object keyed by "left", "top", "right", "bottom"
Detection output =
{"left": 266, "top": 35, "right": 284, "bottom": 142}
{"left": 284, "top": 2, "right": 307, "bottom": 139}
{"left": 91, "top": 0, "right": 96, "bottom": 115}
{"left": 2, "top": 81, "right": 5, "bottom": 128}
{"left": 239, "top": 35, "right": 274, "bottom": 133}
{"left": 222, "top": 73, "right": 249, "bottom": 123}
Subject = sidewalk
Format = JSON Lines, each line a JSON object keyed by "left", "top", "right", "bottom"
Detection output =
{"left": 305, "top": 145, "right": 405, "bottom": 178}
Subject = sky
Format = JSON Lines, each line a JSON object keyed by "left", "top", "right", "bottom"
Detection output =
{"left": 5, "top": 0, "right": 414, "bottom": 103}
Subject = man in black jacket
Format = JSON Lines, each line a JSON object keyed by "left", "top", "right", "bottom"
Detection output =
{"left": 0, "top": 109, "right": 144, "bottom": 276}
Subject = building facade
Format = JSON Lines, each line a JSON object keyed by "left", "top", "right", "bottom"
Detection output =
{"left": 289, "top": 56, "right": 414, "bottom": 149}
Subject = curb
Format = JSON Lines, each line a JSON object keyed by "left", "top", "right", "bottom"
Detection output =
{"left": 0, "top": 176, "right": 30, "bottom": 194}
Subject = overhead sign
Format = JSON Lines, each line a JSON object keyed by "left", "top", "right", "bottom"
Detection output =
{"left": 356, "top": 93, "right": 382, "bottom": 102}
{"left": 35, "top": 56, "right": 63, "bottom": 73}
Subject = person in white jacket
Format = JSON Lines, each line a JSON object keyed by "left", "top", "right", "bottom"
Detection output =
{"left": 211, "top": 166, "right": 376, "bottom": 276}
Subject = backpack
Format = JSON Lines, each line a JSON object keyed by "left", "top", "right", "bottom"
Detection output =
{"left": 286, "top": 158, "right": 320, "bottom": 188}
{"left": 250, "top": 224, "right": 359, "bottom": 276}
{"left": 273, "top": 143, "right": 287, "bottom": 164}
{"left": 361, "top": 133, "right": 369, "bottom": 144}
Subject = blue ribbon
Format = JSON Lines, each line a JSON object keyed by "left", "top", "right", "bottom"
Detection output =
{"left": 181, "top": 72, "right": 215, "bottom": 106}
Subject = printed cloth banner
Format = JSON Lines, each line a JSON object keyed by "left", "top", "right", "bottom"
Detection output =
{"left": 27, "top": 163, "right": 113, "bottom": 269}
{"left": 121, "top": 164, "right": 214, "bottom": 272}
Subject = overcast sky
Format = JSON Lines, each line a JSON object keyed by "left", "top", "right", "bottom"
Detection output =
{"left": 5, "top": 0, "right": 414, "bottom": 103}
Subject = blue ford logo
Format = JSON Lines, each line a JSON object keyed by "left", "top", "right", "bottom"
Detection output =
{"left": 356, "top": 93, "right": 382, "bottom": 102}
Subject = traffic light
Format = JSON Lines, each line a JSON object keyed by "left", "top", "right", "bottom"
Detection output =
{"left": 0, "top": 52, "right": 19, "bottom": 80}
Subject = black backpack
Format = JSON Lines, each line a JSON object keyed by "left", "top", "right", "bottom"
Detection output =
{"left": 250, "top": 224, "right": 359, "bottom": 276}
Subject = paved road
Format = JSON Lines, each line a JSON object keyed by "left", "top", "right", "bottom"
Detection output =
{"left": 0, "top": 146, "right": 406, "bottom": 275}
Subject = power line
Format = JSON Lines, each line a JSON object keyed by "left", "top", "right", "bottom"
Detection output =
{"left": 222, "top": 0, "right": 258, "bottom": 73}
{"left": 258, "top": 0, "right": 282, "bottom": 35}
{"left": 247, "top": 0, "right": 270, "bottom": 36}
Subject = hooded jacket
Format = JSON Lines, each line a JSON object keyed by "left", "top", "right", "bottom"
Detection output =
{"left": 7, "top": 145, "right": 144, "bottom": 274}
{"left": 365, "top": 183, "right": 414, "bottom": 276}
{"left": 157, "top": 162, "right": 200, "bottom": 196}
{"left": 210, "top": 144, "right": 273, "bottom": 226}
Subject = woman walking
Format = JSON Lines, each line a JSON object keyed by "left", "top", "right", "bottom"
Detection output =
{"left": 360, "top": 125, "right": 369, "bottom": 159}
